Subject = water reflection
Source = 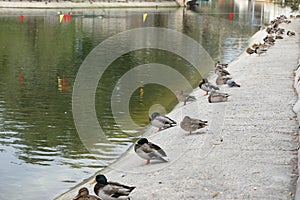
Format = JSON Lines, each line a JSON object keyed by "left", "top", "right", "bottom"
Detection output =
{"left": 0, "top": 2, "right": 292, "bottom": 200}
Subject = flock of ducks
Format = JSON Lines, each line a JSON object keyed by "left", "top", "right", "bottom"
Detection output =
{"left": 72, "top": 59, "right": 240, "bottom": 200}
{"left": 246, "top": 15, "right": 295, "bottom": 56}
{"left": 73, "top": 59, "right": 240, "bottom": 199}
{"left": 72, "top": 14, "right": 296, "bottom": 200}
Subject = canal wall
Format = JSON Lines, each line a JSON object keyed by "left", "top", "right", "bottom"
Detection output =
{"left": 56, "top": 16, "right": 300, "bottom": 200}
{"left": 0, "top": 1, "right": 182, "bottom": 8}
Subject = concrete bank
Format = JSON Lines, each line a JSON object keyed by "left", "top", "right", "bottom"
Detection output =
{"left": 0, "top": 1, "right": 181, "bottom": 8}
{"left": 56, "top": 19, "right": 300, "bottom": 199}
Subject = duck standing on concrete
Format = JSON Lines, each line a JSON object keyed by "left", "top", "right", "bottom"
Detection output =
{"left": 73, "top": 187, "right": 101, "bottom": 200}
{"left": 199, "top": 78, "right": 220, "bottom": 95}
{"left": 216, "top": 75, "right": 240, "bottom": 87}
{"left": 254, "top": 46, "right": 267, "bottom": 56}
{"left": 215, "top": 61, "right": 228, "bottom": 69}
{"left": 177, "top": 90, "right": 197, "bottom": 105}
{"left": 91, "top": 174, "right": 135, "bottom": 200}
{"left": 208, "top": 91, "right": 230, "bottom": 103}
{"left": 134, "top": 137, "right": 169, "bottom": 165}
{"left": 149, "top": 112, "right": 177, "bottom": 131}
{"left": 180, "top": 116, "right": 208, "bottom": 134}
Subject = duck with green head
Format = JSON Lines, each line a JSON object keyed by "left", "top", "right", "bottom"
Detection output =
{"left": 91, "top": 174, "right": 135, "bottom": 200}
{"left": 199, "top": 78, "right": 219, "bottom": 96}
{"left": 134, "top": 137, "right": 169, "bottom": 165}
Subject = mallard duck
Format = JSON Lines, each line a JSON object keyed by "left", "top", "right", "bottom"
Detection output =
{"left": 216, "top": 75, "right": 231, "bottom": 85}
{"left": 91, "top": 174, "right": 135, "bottom": 200}
{"left": 215, "top": 68, "right": 230, "bottom": 76}
{"left": 266, "top": 27, "right": 275, "bottom": 34}
{"left": 215, "top": 61, "right": 228, "bottom": 69}
{"left": 149, "top": 112, "right": 177, "bottom": 131}
{"left": 177, "top": 90, "right": 196, "bottom": 105}
{"left": 199, "top": 78, "right": 219, "bottom": 95}
{"left": 208, "top": 91, "right": 229, "bottom": 103}
{"left": 246, "top": 47, "right": 255, "bottom": 55}
{"left": 263, "top": 35, "right": 275, "bottom": 45}
{"left": 276, "top": 28, "right": 285, "bottom": 35}
{"left": 251, "top": 43, "right": 259, "bottom": 49}
{"left": 180, "top": 116, "right": 207, "bottom": 134}
{"left": 216, "top": 75, "right": 240, "bottom": 87}
{"left": 134, "top": 137, "right": 169, "bottom": 165}
{"left": 275, "top": 35, "right": 283, "bottom": 39}
{"left": 287, "top": 30, "right": 295, "bottom": 36}
{"left": 73, "top": 187, "right": 101, "bottom": 200}
{"left": 252, "top": 43, "right": 268, "bottom": 49}
{"left": 226, "top": 79, "right": 240, "bottom": 87}
{"left": 254, "top": 46, "right": 267, "bottom": 56}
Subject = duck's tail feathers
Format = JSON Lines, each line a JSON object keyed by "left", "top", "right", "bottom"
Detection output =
{"left": 160, "top": 156, "right": 169, "bottom": 162}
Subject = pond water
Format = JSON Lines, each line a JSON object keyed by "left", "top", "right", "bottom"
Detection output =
{"left": 0, "top": 2, "right": 292, "bottom": 199}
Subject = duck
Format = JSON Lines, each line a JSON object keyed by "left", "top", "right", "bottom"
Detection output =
{"left": 177, "top": 90, "right": 197, "bottom": 105}
{"left": 180, "top": 116, "right": 208, "bottom": 134}
{"left": 134, "top": 137, "right": 169, "bottom": 165}
{"left": 216, "top": 75, "right": 231, "bottom": 85}
{"left": 246, "top": 47, "right": 255, "bottom": 55}
{"left": 91, "top": 174, "right": 135, "bottom": 200}
{"left": 252, "top": 43, "right": 268, "bottom": 49}
{"left": 287, "top": 30, "right": 295, "bottom": 36}
{"left": 254, "top": 46, "right": 267, "bottom": 56}
{"left": 208, "top": 91, "right": 229, "bottom": 103}
{"left": 199, "top": 78, "right": 219, "bottom": 96}
{"left": 216, "top": 75, "right": 240, "bottom": 87}
{"left": 275, "top": 35, "right": 283, "bottom": 39}
{"left": 226, "top": 79, "right": 240, "bottom": 87}
{"left": 149, "top": 112, "right": 177, "bottom": 131}
{"left": 263, "top": 35, "right": 275, "bottom": 45}
{"left": 266, "top": 27, "right": 275, "bottom": 34}
{"left": 73, "top": 187, "right": 101, "bottom": 200}
{"left": 215, "top": 68, "right": 230, "bottom": 77}
{"left": 215, "top": 61, "right": 228, "bottom": 69}
{"left": 276, "top": 28, "right": 285, "bottom": 35}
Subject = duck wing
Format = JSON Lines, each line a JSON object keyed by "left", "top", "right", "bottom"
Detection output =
{"left": 100, "top": 184, "right": 133, "bottom": 199}
{"left": 149, "top": 142, "right": 168, "bottom": 157}
{"left": 189, "top": 118, "right": 208, "bottom": 128}
{"left": 207, "top": 82, "right": 219, "bottom": 91}
{"left": 156, "top": 115, "right": 176, "bottom": 126}
{"left": 109, "top": 182, "right": 136, "bottom": 194}
{"left": 135, "top": 143, "right": 168, "bottom": 162}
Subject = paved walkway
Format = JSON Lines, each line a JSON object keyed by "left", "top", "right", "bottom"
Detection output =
{"left": 57, "top": 18, "right": 300, "bottom": 200}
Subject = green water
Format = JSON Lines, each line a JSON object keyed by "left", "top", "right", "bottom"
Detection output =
{"left": 0, "top": 2, "right": 292, "bottom": 199}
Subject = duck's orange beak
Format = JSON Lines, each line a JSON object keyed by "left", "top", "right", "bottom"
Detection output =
{"left": 90, "top": 179, "right": 97, "bottom": 185}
